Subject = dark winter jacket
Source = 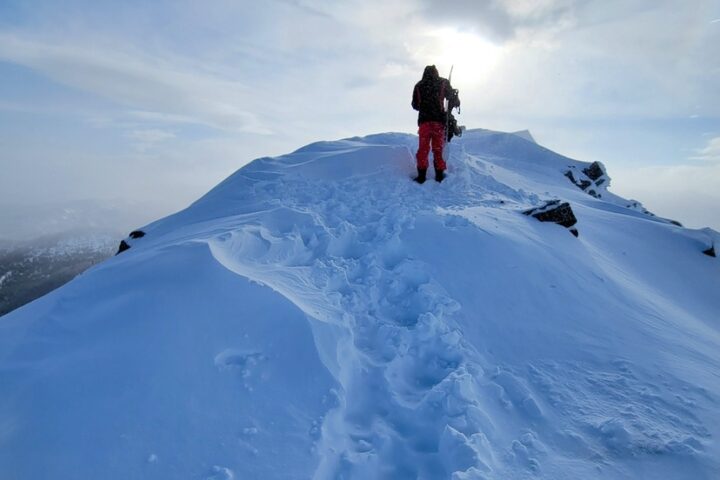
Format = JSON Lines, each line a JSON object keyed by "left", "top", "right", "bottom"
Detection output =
{"left": 411, "top": 65, "right": 457, "bottom": 126}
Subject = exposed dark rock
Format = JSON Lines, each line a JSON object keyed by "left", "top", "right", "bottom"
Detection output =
{"left": 626, "top": 201, "right": 656, "bottom": 217}
{"left": 704, "top": 245, "right": 716, "bottom": 257}
{"left": 625, "top": 201, "right": 681, "bottom": 226}
{"left": 116, "top": 230, "right": 146, "bottom": 255}
{"left": 564, "top": 171, "right": 592, "bottom": 190}
{"left": 523, "top": 200, "right": 579, "bottom": 236}
{"left": 583, "top": 162, "right": 605, "bottom": 181}
{"left": 116, "top": 240, "right": 130, "bottom": 255}
{"left": 565, "top": 163, "right": 608, "bottom": 199}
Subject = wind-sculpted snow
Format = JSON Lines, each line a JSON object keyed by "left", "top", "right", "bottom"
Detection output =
{"left": 1, "top": 130, "right": 719, "bottom": 479}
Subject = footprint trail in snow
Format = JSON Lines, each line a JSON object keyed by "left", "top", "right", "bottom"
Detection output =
{"left": 204, "top": 132, "right": 719, "bottom": 479}
{"left": 208, "top": 139, "right": 499, "bottom": 478}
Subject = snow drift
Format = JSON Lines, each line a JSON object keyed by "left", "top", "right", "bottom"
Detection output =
{"left": 1, "top": 129, "right": 719, "bottom": 479}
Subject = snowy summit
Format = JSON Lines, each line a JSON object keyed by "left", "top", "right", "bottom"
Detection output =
{"left": 1, "top": 129, "right": 719, "bottom": 479}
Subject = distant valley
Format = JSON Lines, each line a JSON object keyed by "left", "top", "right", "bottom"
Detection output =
{"left": 0, "top": 235, "right": 117, "bottom": 316}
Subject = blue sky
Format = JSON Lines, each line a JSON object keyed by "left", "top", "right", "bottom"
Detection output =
{"left": 1, "top": 0, "right": 719, "bottom": 234}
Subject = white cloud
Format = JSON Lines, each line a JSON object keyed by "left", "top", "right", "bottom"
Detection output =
{"left": 692, "top": 137, "right": 720, "bottom": 162}
{"left": 128, "top": 110, "right": 200, "bottom": 125}
{"left": 611, "top": 162, "right": 720, "bottom": 230}
{"left": 413, "top": 0, "right": 580, "bottom": 43}
{"left": 126, "top": 128, "right": 176, "bottom": 145}
{"left": 407, "top": 0, "right": 720, "bottom": 121}
{"left": 0, "top": 33, "right": 272, "bottom": 134}
{"left": 1, "top": 0, "right": 719, "bottom": 236}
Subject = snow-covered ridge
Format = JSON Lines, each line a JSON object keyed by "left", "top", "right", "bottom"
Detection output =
{"left": 1, "top": 129, "right": 718, "bottom": 479}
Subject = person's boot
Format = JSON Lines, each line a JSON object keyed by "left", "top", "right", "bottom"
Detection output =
{"left": 414, "top": 168, "right": 427, "bottom": 184}
{"left": 435, "top": 169, "right": 446, "bottom": 183}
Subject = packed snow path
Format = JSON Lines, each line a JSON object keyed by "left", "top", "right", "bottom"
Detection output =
{"left": 207, "top": 140, "right": 489, "bottom": 478}
{"left": 1, "top": 130, "right": 719, "bottom": 479}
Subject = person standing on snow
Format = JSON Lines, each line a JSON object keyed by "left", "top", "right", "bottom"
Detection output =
{"left": 411, "top": 65, "right": 458, "bottom": 184}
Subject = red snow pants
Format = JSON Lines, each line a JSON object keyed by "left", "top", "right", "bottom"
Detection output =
{"left": 416, "top": 121, "right": 446, "bottom": 171}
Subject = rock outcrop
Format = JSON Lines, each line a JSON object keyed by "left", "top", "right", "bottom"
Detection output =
{"left": 116, "top": 230, "right": 146, "bottom": 255}
{"left": 523, "top": 200, "right": 579, "bottom": 237}
{"left": 564, "top": 161, "right": 608, "bottom": 199}
{"left": 116, "top": 240, "right": 131, "bottom": 255}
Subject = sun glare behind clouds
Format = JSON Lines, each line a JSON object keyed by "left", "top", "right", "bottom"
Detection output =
{"left": 412, "top": 29, "right": 504, "bottom": 87}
